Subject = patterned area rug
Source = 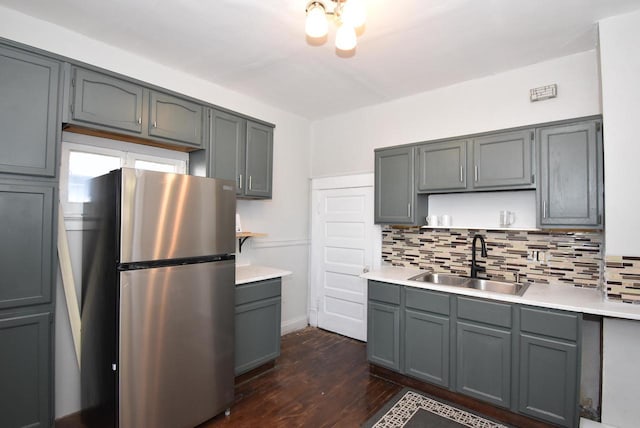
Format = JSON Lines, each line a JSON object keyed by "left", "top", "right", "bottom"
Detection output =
{"left": 363, "top": 389, "right": 510, "bottom": 428}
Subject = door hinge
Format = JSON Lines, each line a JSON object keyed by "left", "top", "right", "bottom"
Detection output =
{"left": 70, "top": 104, "right": 74, "bottom": 114}
{"left": 596, "top": 122, "right": 602, "bottom": 132}
{"left": 530, "top": 131, "right": 534, "bottom": 140}
{"left": 531, "top": 173, "right": 535, "bottom": 184}
{"left": 598, "top": 214, "right": 602, "bottom": 224}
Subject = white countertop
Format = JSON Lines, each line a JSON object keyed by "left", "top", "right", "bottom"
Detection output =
{"left": 362, "top": 266, "right": 640, "bottom": 321}
{"left": 236, "top": 264, "right": 292, "bottom": 285}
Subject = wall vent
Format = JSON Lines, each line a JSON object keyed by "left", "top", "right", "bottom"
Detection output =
{"left": 530, "top": 84, "right": 557, "bottom": 102}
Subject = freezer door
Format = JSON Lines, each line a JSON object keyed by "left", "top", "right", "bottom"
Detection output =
{"left": 119, "top": 168, "right": 236, "bottom": 263}
{"left": 118, "top": 260, "right": 235, "bottom": 428}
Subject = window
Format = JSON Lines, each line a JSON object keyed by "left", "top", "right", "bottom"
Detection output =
{"left": 60, "top": 132, "right": 188, "bottom": 218}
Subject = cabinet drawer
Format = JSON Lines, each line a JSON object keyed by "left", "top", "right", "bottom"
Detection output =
{"left": 405, "top": 287, "right": 449, "bottom": 315}
{"left": 457, "top": 297, "right": 511, "bottom": 328}
{"left": 235, "top": 278, "right": 281, "bottom": 306}
{"left": 520, "top": 307, "right": 580, "bottom": 341}
{"left": 368, "top": 281, "right": 401, "bottom": 305}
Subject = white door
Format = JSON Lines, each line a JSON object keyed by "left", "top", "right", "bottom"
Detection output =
{"left": 313, "top": 186, "right": 375, "bottom": 341}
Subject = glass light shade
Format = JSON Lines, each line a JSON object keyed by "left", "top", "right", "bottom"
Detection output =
{"left": 335, "top": 24, "right": 357, "bottom": 51}
{"left": 305, "top": 3, "right": 328, "bottom": 38}
{"left": 342, "top": 0, "right": 366, "bottom": 28}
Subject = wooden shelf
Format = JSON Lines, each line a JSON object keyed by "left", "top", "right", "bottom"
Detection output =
{"left": 236, "top": 232, "right": 267, "bottom": 252}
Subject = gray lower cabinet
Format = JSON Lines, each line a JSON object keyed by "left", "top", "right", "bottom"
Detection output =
{"left": 472, "top": 129, "right": 534, "bottom": 189}
{"left": 0, "top": 311, "right": 52, "bottom": 428}
{"left": 235, "top": 278, "right": 282, "bottom": 375}
{"left": 0, "top": 45, "right": 60, "bottom": 177}
{"left": 456, "top": 321, "right": 512, "bottom": 408}
{"left": 367, "top": 281, "right": 402, "bottom": 371}
{"left": 538, "top": 120, "right": 602, "bottom": 228}
{"left": 518, "top": 306, "right": 581, "bottom": 427}
{"left": 416, "top": 139, "right": 467, "bottom": 192}
{"left": 148, "top": 90, "right": 203, "bottom": 147}
{"left": 375, "top": 146, "right": 426, "bottom": 225}
{"left": 368, "top": 280, "right": 581, "bottom": 427}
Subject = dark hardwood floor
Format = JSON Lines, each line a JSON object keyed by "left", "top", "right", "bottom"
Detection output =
{"left": 199, "top": 327, "right": 401, "bottom": 427}
{"left": 57, "top": 327, "right": 402, "bottom": 428}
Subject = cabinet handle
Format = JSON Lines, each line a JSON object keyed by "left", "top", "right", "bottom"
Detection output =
{"left": 137, "top": 117, "right": 142, "bottom": 124}
{"left": 460, "top": 166, "right": 464, "bottom": 182}
{"left": 249, "top": 176, "right": 252, "bottom": 190}
{"left": 474, "top": 165, "right": 478, "bottom": 182}
{"left": 238, "top": 174, "right": 243, "bottom": 190}
{"left": 543, "top": 200, "right": 547, "bottom": 218}
{"left": 407, "top": 203, "right": 411, "bottom": 217}
{"left": 153, "top": 120, "right": 157, "bottom": 128}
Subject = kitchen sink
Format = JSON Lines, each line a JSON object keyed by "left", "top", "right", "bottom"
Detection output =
{"left": 408, "top": 272, "right": 529, "bottom": 296}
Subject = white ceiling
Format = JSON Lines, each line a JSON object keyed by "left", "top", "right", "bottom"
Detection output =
{"left": 2, "top": 0, "right": 639, "bottom": 120}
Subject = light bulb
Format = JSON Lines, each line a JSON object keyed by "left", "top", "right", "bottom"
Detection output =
{"left": 342, "top": 0, "right": 366, "bottom": 29}
{"left": 335, "top": 24, "right": 357, "bottom": 51}
{"left": 305, "top": 3, "right": 328, "bottom": 38}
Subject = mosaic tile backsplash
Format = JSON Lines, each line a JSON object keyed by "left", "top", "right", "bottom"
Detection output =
{"left": 382, "top": 227, "right": 603, "bottom": 288}
{"left": 604, "top": 256, "right": 640, "bottom": 303}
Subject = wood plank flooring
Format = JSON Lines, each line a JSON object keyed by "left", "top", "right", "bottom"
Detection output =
{"left": 199, "top": 327, "right": 401, "bottom": 427}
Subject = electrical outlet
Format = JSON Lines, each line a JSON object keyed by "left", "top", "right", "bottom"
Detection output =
{"left": 527, "top": 250, "right": 537, "bottom": 261}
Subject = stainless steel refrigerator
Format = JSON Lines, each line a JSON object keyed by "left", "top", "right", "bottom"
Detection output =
{"left": 80, "top": 168, "right": 236, "bottom": 428}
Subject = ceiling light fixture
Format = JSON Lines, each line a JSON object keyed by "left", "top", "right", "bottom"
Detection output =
{"left": 305, "top": 0, "right": 366, "bottom": 52}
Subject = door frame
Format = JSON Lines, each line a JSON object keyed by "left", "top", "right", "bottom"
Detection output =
{"left": 308, "top": 173, "right": 381, "bottom": 332}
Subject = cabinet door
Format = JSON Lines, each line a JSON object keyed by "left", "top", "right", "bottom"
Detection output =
{"left": 518, "top": 334, "right": 578, "bottom": 427}
{"left": 375, "top": 147, "right": 415, "bottom": 224}
{"left": 538, "top": 121, "right": 601, "bottom": 227}
{"left": 367, "top": 301, "right": 401, "bottom": 371}
{"left": 417, "top": 140, "right": 467, "bottom": 192}
{"left": 404, "top": 309, "right": 449, "bottom": 387}
{"left": 0, "top": 181, "right": 54, "bottom": 309}
{"left": 149, "top": 91, "right": 204, "bottom": 148}
{"left": 235, "top": 296, "right": 281, "bottom": 375}
{"left": 210, "top": 110, "right": 246, "bottom": 195}
{"left": 244, "top": 121, "right": 273, "bottom": 198}
{"left": 456, "top": 321, "right": 511, "bottom": 408}
{"left": 0, "top": 46, "right": 59, "bottom": 177}
{"left": 0, "top": 312, "right": 51, "bottom": 428}
{"left": 72, "top": 68, "right": 143, "bottom": 133}
{"left": 472, "top": 130, "right": 533, "bottom": 189}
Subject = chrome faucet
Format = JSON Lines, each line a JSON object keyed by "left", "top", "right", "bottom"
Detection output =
{"left": 470, "top": 234, "right": 488, "bottom": 278}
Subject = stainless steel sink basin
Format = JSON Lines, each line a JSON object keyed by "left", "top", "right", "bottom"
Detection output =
{"left": 408, "top": 272, "right": 529, "bottom": 296}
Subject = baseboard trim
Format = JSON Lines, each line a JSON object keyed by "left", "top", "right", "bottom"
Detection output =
{"left": 281, "top": 315, "right": 308, "bottom": 335}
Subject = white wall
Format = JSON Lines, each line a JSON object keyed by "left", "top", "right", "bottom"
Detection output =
{"left": 598, "top": 9, "right": 640, "bottom": 428}
{"left": 600, "top": 9, "right": 640, "bottom": 257}
{"left": 0, "top": 6, "right": 311, "bottom": 419}
{"left": 311, "top": 50, "right": 601, "bottom": 178}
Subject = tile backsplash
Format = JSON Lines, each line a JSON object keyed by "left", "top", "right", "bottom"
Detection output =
{"left": 604, "top": 256, "right": 640, "bottom": 303}
{"left": 382, "top": 227, "right": 603, "bottom": 288}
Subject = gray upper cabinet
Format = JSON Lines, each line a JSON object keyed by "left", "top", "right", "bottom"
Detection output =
{"left": 0, "top": 312, "right": 51, "bottom": 428}
{"left": 538, "top": 120, "right": 602, "bottom": 228}
{"left": 210, "top": 110, "right": 245, "bottom": 195}
{"left": 472, "top": 130, "right": 534, "bottom": 189}
{"left": 203, "top": 110, "right": 273, "bottom": 199}
{"left": 244, "top": 121, "right": 273, "bottom": 198}
{"left": 375, "top": 147, "right": 426, "bottom": 224}
{"left": 417, "top": 140, "right": 467, "bottom": 192}
{"left": 0, "top": 46, "right": 60, "bottom": 177}
{"left": 0, "top": 181, "right": 55, "bottom": 310}
{"left": 71, "top": 68, "right": 143, "bottom": 134}
{"left": 148, "top": 90, "right": 203, "bottom": 147}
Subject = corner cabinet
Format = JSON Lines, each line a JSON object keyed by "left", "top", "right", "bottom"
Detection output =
{"left": 67, "top": 67, "right": 205, "bottom": 150}
{"left": 208, "top": 109, "right": 273, "bottom": 199}
{"left": 367, "top": 280, "right": 582, "bottom": 427}
{"left": 537, "top": 120, "right": 602, "bottom": 228}
{"left": 235, "top": 278, "right": 282, "bottom": 375}
{"left": 374, "top": 147, "right": 426, "bottom": 224}
{"left": 0, "top": 45, "right": 60, "bottom": 177}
